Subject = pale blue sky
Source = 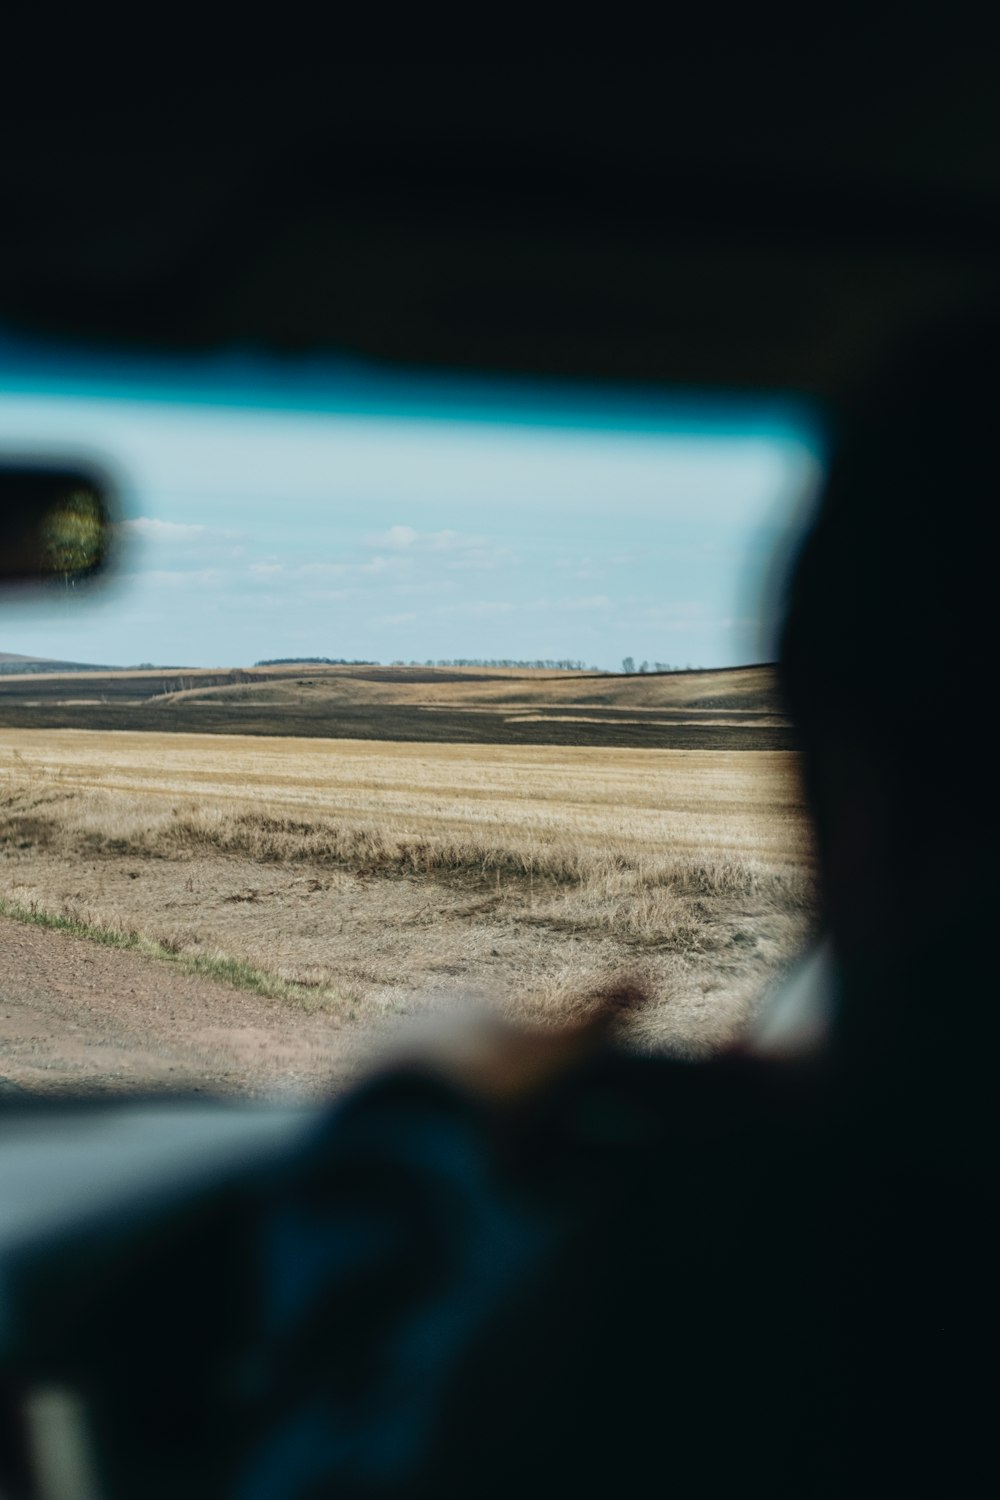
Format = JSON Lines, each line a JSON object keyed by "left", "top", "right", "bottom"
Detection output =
{"left": 0, "top": 346, "right": 822, "bottom": 670}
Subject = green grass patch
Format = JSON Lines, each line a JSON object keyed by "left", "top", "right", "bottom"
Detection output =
{"left": 0, "top": 895, "right": 353, "bottom": 1014}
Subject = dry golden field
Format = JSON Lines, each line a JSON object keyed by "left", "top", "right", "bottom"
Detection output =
{"left": 0, "top": 727, "right": 816, "bottom": 1056}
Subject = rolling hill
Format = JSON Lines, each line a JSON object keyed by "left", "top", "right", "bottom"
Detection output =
{"left": 0, "top": 662, "right": 794, "bottom": 749}
{"left": 0, "top": 652, "right": 116, "bottom": 674}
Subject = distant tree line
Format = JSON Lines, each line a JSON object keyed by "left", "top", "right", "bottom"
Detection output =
{"left": 621, "top": 659, "right": 698, "bottom": 673}
{"left": 251, "top": 655, "right": 703, "bottom": 674}
{"left": 389, "top": 658, "right": 599, "bottom": 671}
{"left": 254, "top": 657, "right": 378, "bottom": 667}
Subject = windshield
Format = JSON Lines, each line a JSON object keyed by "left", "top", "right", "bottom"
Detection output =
{"left": 0, "top": 343, "right": 822, "bottom": 1099}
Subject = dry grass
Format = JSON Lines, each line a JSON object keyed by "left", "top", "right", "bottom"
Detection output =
{"left": 151, "top": 661, "right": 783, "bottom": 710}
{"left": 0, "top": 728, "right": 816, "bottom": 1054}
{"left": 0, "top": 892, "right": 357, "bottom": 1012}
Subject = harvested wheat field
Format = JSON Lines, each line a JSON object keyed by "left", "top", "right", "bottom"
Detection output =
{"left": 0, "top": 727, "right": 816, "bottom": 1092}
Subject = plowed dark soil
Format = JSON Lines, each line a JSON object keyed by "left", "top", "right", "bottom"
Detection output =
{"left": 0, "top": 663, "right": 797, "bottom": 749}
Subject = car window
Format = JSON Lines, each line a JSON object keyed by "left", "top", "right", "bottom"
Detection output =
{"left": 0, "top": 343, "right": 823, "bottom": 1099}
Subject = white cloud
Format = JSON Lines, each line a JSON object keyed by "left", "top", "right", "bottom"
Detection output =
{"left": 386, "top": 580, "right": 460, "bottom": 597}
{"left": 298, "top": 555, "right": 403, "bottom": 578}
{"left": 432, "top": 600, "right": 516, "bottom": 618}
{"left": 139, "top": 568, "right": 225, "bottom": 587}
{"left": 367, "top": 525, "right": 492, "bottom": 554}
{"left": 429, "top": 594, "right": 611, "bottom": 619}
{"left": 445, "top": 547, "right": 513, "bottom": 572}
{"left": 376, "top": 525, "right": 419, "bottom": 549}
{"left": 294, "top": 562, "right": 347, "bottom": 577}
{"left": 557, "top": 594, "right": 611, "bottom": 611}
{"left": 121, "top": 518, "right": 209, "bottom": 541}
{"left": 427, "top": 529, "right": 473, "bottom": 551}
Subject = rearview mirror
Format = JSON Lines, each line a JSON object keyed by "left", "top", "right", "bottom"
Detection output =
{"left": 0, "top": 463, "right": 117, "bottom": 588}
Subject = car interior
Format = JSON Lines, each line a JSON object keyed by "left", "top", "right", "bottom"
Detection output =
{"left": 1, "top": 46, "right": 998, "bottom": 1498}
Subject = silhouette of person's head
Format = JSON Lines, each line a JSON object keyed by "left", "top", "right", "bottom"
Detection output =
{"left": 779, "top": 314, "right": 996, "bottom": 1102}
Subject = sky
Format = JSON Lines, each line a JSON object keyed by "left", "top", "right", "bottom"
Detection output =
{"left": 0, "top": 345, "right": 823, "bottom": 670}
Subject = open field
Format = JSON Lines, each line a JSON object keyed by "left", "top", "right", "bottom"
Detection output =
{"left": 0, "top": 662, "right": 797, "bottom": 749}
{"left": 0, "top": 726, "right": 816, "bottom": 1080}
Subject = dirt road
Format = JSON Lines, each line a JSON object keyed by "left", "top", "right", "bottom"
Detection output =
{"left": 0, "top": 915, "right": 371, "bottom": 1099}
